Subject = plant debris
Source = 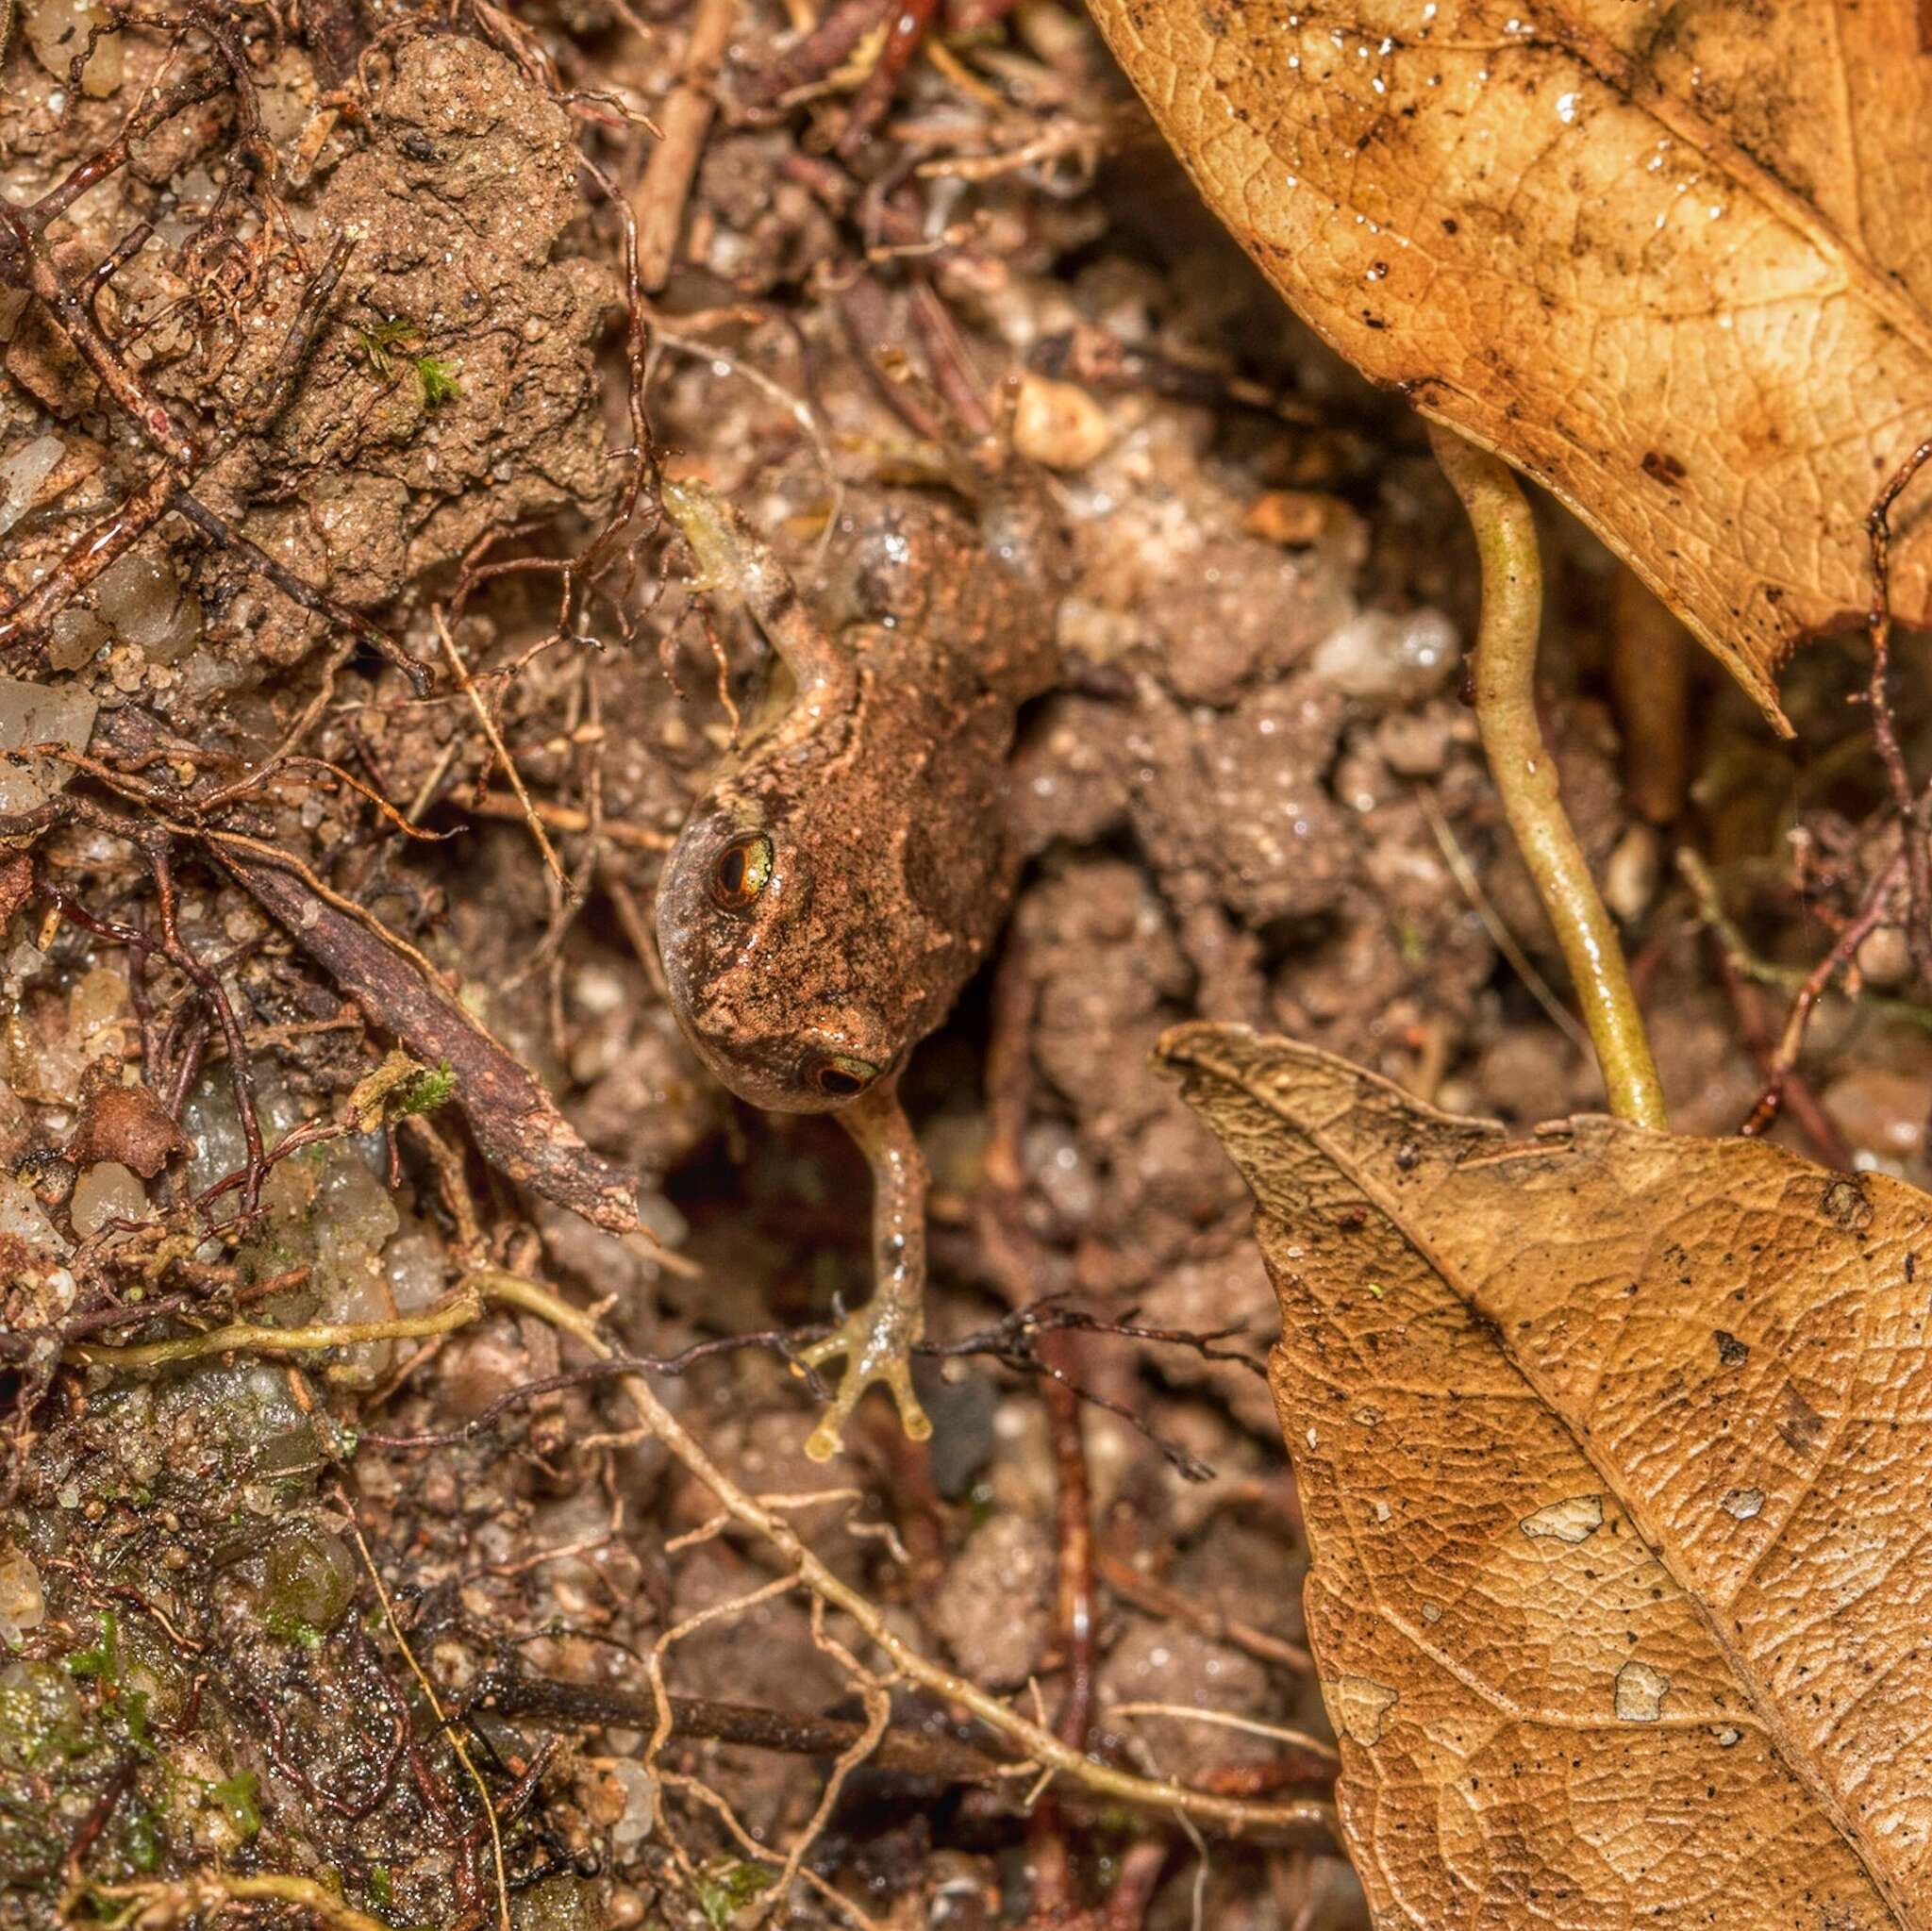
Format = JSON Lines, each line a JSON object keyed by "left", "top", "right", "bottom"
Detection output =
{"left": 5, "top": 1, "right": 1932, "bottom": 1927}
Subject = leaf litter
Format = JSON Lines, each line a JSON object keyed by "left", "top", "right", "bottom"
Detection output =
{"left": 4, "top": 0, "right": 1932, "bottom": 1926}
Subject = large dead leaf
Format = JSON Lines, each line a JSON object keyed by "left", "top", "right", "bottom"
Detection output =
{"left": 1086, "top": 0, "right": 1932, "bottom": 727}
{"left": 1161, "top": 1022, "right": 1932, "bottom": 1927}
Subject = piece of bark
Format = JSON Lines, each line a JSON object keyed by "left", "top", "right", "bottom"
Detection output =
{"left": 222, "top": 848, "right": 641, "bottom": 1235}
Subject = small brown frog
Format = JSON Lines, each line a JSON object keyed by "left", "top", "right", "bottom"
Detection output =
{"left": 656, "top": 464, "right": 1064, "bottom": 1458}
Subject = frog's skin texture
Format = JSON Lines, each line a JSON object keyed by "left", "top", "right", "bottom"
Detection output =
{"left": 656, "top": 473, "right": 1063, "bottom": 1457}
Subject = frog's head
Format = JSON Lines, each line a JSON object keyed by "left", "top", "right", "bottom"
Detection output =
{"left": 655, "top": 800, "right": 900, "bottom": 1114}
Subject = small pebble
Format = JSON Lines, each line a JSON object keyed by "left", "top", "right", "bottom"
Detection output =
{"left": 70, "top": 1159, "right": 144, "bottom": 1235}
{"left": 1603, "top": 823, "right": 1658, "bottom": 923}
{"left": 1243, "top": 488, "right": 1362, "bottom": 553}
{"left": 1312, "top": 607, "right": 1461, "bottom": 707}
{"left": 1856, "top": 924, "right": 1912, "bottom": 990}
{"left": 1012, "top": 373, "right": 1112, "bottom": 471}
{"left": 0, "top": 674, "right": 96, "bottom": 814}
{"left": 0, "top": 1545, "right": 44, "bottom": 1642}
{"left": 1375, "top": 709, "right": 1452, "bottom": 777}
{"left": 22, "top": 0, "right": 123, "bottom": 97}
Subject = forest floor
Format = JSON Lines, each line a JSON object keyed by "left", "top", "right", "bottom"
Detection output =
{"left": 1, "top": 2, "right": 1926, "bottom": 1927}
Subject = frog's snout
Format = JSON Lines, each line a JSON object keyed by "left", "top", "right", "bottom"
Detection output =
{"left": 691, "top": 1007, "right": 894, "bottom": 1115}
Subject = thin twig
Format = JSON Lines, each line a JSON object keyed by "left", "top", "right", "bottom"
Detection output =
{"left": 1093, "top": 1551, "right": 1313, "bottom": 1678}
{"left": 480, "top": 1673, "right": 1014, "bottom": 1786}
{"left": 467, "top": 790, "right": 674, "bottom": 850}
{"left": 338, "top": 1487, "right": 513, "bottom": 1931}
{"left": 474, "top": 1269, "right": 1337, "bottom": 1844}
{"left": 1107, "top": 1704, "right": 1338, "bottom": 1771}
{"left": 1412, "top": 786, "right": 1591, "bottom": 1057}
{"left": 635, "top": 0, "right": 738, "bottom": 289}
{"left": 1863, "top": 436, "right": 1932, "bottom": 978}
{"left": 1679, "top": 846, "right": 1909, "bottom": 1136}
{"left": 1705, "top": 924, "right": 1853, "bottom": 1169}
{"left": 434, "top": 608, "right": 567, "bottom": 891}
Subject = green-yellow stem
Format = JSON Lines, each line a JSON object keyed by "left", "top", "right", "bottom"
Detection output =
{"left": 66, "top": 1293, "right": 483, "bottom": 1371}
{"left": 1428, "top": 424, "right": 1667, "bottom": 1130}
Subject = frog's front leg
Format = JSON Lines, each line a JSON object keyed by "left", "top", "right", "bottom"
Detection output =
{"left": 797, "top": 1072, "right": 933, "bottom": 1460}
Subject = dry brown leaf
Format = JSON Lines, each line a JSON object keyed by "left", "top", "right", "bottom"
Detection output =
{"left": 1087, "top": 0, "right": 1932, "bottom": 728}
{"left": 66, "top": 1060, "right": 189, "bottom": 1180}
{"left": 1161, "top": 1022, "right": 1932, "bottom": 1926}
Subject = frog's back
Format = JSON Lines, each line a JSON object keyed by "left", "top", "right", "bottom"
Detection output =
{"left": 821, "top": 482, "right": 1063, "bottom": 1035}
{"left": 820, "top": 485, "right": 1063, "bottom": 707}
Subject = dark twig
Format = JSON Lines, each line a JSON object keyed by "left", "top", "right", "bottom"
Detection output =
{"left": 64, "top": 1756, "right": 139, "bottom": 1875}
{"left": 1708, "top": 938, "right": 1854, "bottom": 1169}
{"left": 932, "top": 1298, "right": 1267, "bottom": 1378}
{"left": 1101, "top": 1841, "right": 1174, "bottom": 1931}
{"left": 172, "top": 491, "right": 429, "bottom": 694}
{"left": 476, "top": 1671, "right": 1014, "bottom": 1788}
{"left": 1864, "top": 436, "right": 1932, "bottom": 978}
{"left": 836, "top": 0, "right": 940, "bottom": 158}
{"left": 30, "top": 61, "right": 229, "bottom": 226}
{"left": 216, "top": 845, "right": 642, "bottom": 1234}
{"left": 0, "top": 199, "right": 204, "bottom": 467}
{"left": 1736, "top": 850, "right": 1906, "bottom": 1137}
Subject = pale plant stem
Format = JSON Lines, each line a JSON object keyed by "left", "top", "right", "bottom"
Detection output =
{"left": 473, "top": 1268, "right": 1336, "bottom": 1842}
{"left": 66, "top": 1293, "right": 483, "bottom": 1370}
{"left": 1427, "top": 424, "right": 1667, "bottom": 1129}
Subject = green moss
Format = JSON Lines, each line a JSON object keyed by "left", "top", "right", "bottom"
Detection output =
{"left": 261, "top": 1521, "right": 356, "bottom": 1640}
{"left": 122, "top": 1803, "right": 163, "bottom": 1872}
{"left": 210, "top": 1770, "right": 261, "bottom": 1839}
{"left": 395, "top": 1060, "right": 456, "bottom": 1115}
{"left": 66, "top": 1611, "right": 120, "bottom": 1684}
{"left": 118, "top": 1688, "right": 150, "bottom": 1749}
{"left": 415, "top": 357, "right": 459, "bottom": 408}
{"left": 694, "top": 1860, "right": 774, "bottom": 1928}
{"left": 358, "top": 316, "right": 422, "bottom": 377}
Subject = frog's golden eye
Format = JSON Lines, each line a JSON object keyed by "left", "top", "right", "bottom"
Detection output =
{"left": 710, "top": 833, "right": 774, "bottom": 912}
{"left": 806, "top": 1051, "right": 878, "bottom": 1101}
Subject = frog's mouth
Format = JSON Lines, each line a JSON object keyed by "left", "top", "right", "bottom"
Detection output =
{"left": 678, "top": 1001, "right": 898, "bottom": 1117}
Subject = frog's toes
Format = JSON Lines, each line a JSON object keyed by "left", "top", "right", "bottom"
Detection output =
{"left": 796, "top": 1302, "right": 932, "bottom": 1461}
